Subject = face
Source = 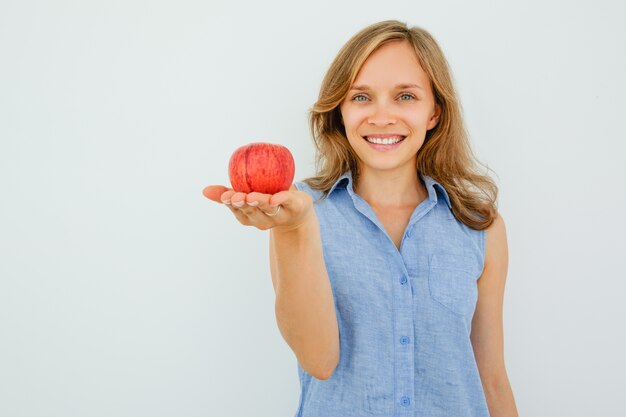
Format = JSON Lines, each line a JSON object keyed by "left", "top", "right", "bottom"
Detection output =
{"left": 339, "top": 40, "right": 441, "bottom": 175}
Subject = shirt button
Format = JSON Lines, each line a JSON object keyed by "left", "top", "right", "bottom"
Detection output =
{"left": 399, "top": 275, "right": 408, "bottom": 285}
{"left": 400, "top": 336, "right": 410, "bottom": 345}
{"left": 405, "top": 229, "right": 413, "bottom": 238}
{"left": 400, "top": 396, "right": 411, "bottom": 407}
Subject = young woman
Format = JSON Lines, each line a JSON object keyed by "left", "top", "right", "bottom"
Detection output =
{"left": 204, "top": 19, "right": 518, "bottom": 417}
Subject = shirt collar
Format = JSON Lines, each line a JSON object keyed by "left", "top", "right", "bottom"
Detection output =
{"left": 328, "top": 170, "right": 452, "bottom": 210}
{"left": 421, "top": 172, "right": 453, "bottom": 210}
{"left": 327, "top": 171, "right": 353, "bottom": 196}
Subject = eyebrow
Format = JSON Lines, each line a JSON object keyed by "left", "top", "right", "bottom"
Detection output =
{"left": 350, "top": 83, "right": 424, "bottom": 91}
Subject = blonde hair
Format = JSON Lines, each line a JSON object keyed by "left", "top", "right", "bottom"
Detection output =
{"left": 303, "top": 19, "right": 498, "bottom": 230}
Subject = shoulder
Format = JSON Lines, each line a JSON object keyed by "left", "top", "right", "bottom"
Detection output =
{"left": 486, "top": 212, "right": 507, "bottom": 246}
{"left": 483, "top": 212, "right": 508, "bottom": 277}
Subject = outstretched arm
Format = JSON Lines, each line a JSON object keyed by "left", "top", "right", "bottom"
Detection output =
{"left": 203, "top": 183, "right": 340, "bottom": 380}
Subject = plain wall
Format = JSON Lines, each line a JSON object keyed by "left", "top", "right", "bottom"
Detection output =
{"left": 1, "top": 0, "right": 625, "bottom": 416}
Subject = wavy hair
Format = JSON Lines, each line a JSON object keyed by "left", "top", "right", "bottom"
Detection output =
{"left": 302, "top": 19, "right": 498, "bottom": 230}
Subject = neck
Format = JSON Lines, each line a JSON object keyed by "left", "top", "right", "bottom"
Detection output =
{"left": 353, "top": 166, "right": 427, "bottom": 208}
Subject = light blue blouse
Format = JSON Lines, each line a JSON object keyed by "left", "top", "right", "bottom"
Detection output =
{"left": 293, "top": 170, "right": 489, "bottom": 417}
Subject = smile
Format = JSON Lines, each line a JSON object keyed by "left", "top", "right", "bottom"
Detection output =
{"left": 361, "top": 136, "right": 406, "bottom": 150}
{"left": 363, "top": 136, "right": 405, "bottom": 144}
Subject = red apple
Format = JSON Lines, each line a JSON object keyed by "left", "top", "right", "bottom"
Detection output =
{"left": 228, "top": 142, "right": 295, "bottom": 194}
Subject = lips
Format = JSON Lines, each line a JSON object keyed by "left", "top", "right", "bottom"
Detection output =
{"left": 362, "top": 133, "right": 408, "bottom": 138}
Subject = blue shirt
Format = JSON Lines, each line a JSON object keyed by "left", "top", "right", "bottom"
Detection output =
{"left": 293, "top": 170, "right": 489, "bottom": 417}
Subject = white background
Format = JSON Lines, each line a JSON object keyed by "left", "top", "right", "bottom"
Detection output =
{"left": 1, "top": 1, "right": 625, "bottom": 416}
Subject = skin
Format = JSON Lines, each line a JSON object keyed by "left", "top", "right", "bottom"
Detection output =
{"left": 339, "top": 39, "right": 440, "bottom": 208}
{"left": 202, "top": 38, "right": 518, "bottom": 415}
{"left": 472, "top": 213, "right": 520, "bottom": 416}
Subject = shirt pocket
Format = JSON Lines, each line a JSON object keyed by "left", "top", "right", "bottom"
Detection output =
{"left": 427, "top": 253, "right": 479, "bottom": 318}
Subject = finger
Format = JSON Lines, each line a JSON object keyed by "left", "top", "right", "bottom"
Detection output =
{"left": 220, "top": 189, "right": 237, "bottom": 204}
{"left": 230, "top": 192, "right": 248, "bottom": 208}
{"left": 203, "top": 185, "right": 232, "bottom": 203}
{"left": 226, "top": 197, "right": 271, "bottom": 228}
{"left": 237, "top": 191, "right": 275, "bottom": 219}
{"left": 229, "top": 192, "right": 267, "bottom": 218}
{"left": 245, "top": 192, "right": 270, "bottom": 207}
{"left": 238, "top": 192, "right": 270, "bottom": 216}
{"left": 226, "top": 204, "right": 253, "bottom": 226}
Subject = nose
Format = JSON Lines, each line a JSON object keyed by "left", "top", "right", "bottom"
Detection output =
{"left": 367, "top": 101, "right": 396, "bottom": 126}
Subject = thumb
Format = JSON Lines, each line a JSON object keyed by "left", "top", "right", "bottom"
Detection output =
{"left": 268, "top": 184, "right": 300, "bottom": 207}
{"left": 268, "top": 190, "right": 293, "bottom": 207}
{"left": 269, "top": 188, "right": 308, "bottom": 209}
{"left": 202, "top": 185, "right": 231, "bottom": 203}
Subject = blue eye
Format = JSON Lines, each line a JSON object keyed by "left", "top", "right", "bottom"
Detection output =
{"left": 350, "top": 93, "right": 416, "bottom": 102}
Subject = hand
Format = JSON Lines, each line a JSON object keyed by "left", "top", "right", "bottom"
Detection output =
{"left": 202, "top": 184, "right": 314, "bottom": 232}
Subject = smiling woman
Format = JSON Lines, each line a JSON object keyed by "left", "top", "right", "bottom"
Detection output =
{"left": 291, "top": 19, "right": 519, "bottom": 417}
{"left": 203, "top": 18, "right": 518, "bottom": 417}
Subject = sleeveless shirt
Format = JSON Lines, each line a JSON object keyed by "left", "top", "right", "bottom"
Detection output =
{"left": 292, "top": 170, "right": 490, "bottom": 417}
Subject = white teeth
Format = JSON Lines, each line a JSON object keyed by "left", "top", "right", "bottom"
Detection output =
{"left": 365, "top": 136, "right": 405, "bottom": 144}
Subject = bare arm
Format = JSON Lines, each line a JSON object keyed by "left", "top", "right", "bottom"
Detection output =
{"left": 471, "top": 212, "right": 519, "bottom": 416}
{"left": 269, "top": 188, "right": 339, "bottom": 380}
{"left": 203, "top": 182, "right": 339, "bottom": 380}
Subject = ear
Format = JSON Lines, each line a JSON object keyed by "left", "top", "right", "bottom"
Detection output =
{"left": 427, "top": 103, "right": 442, "bottom": 130}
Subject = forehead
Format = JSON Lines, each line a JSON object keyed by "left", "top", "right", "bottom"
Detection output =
{"left": 352, "top": 40, "right": 429, "bottom": 89}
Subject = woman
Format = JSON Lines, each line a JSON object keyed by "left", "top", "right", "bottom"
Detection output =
{"left": 204, "top": 19, "right": 518, "bottom": 417}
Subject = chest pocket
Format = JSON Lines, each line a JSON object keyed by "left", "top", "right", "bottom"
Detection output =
{"left": 428, "top": 253, "right": 480, "bottom": 318}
